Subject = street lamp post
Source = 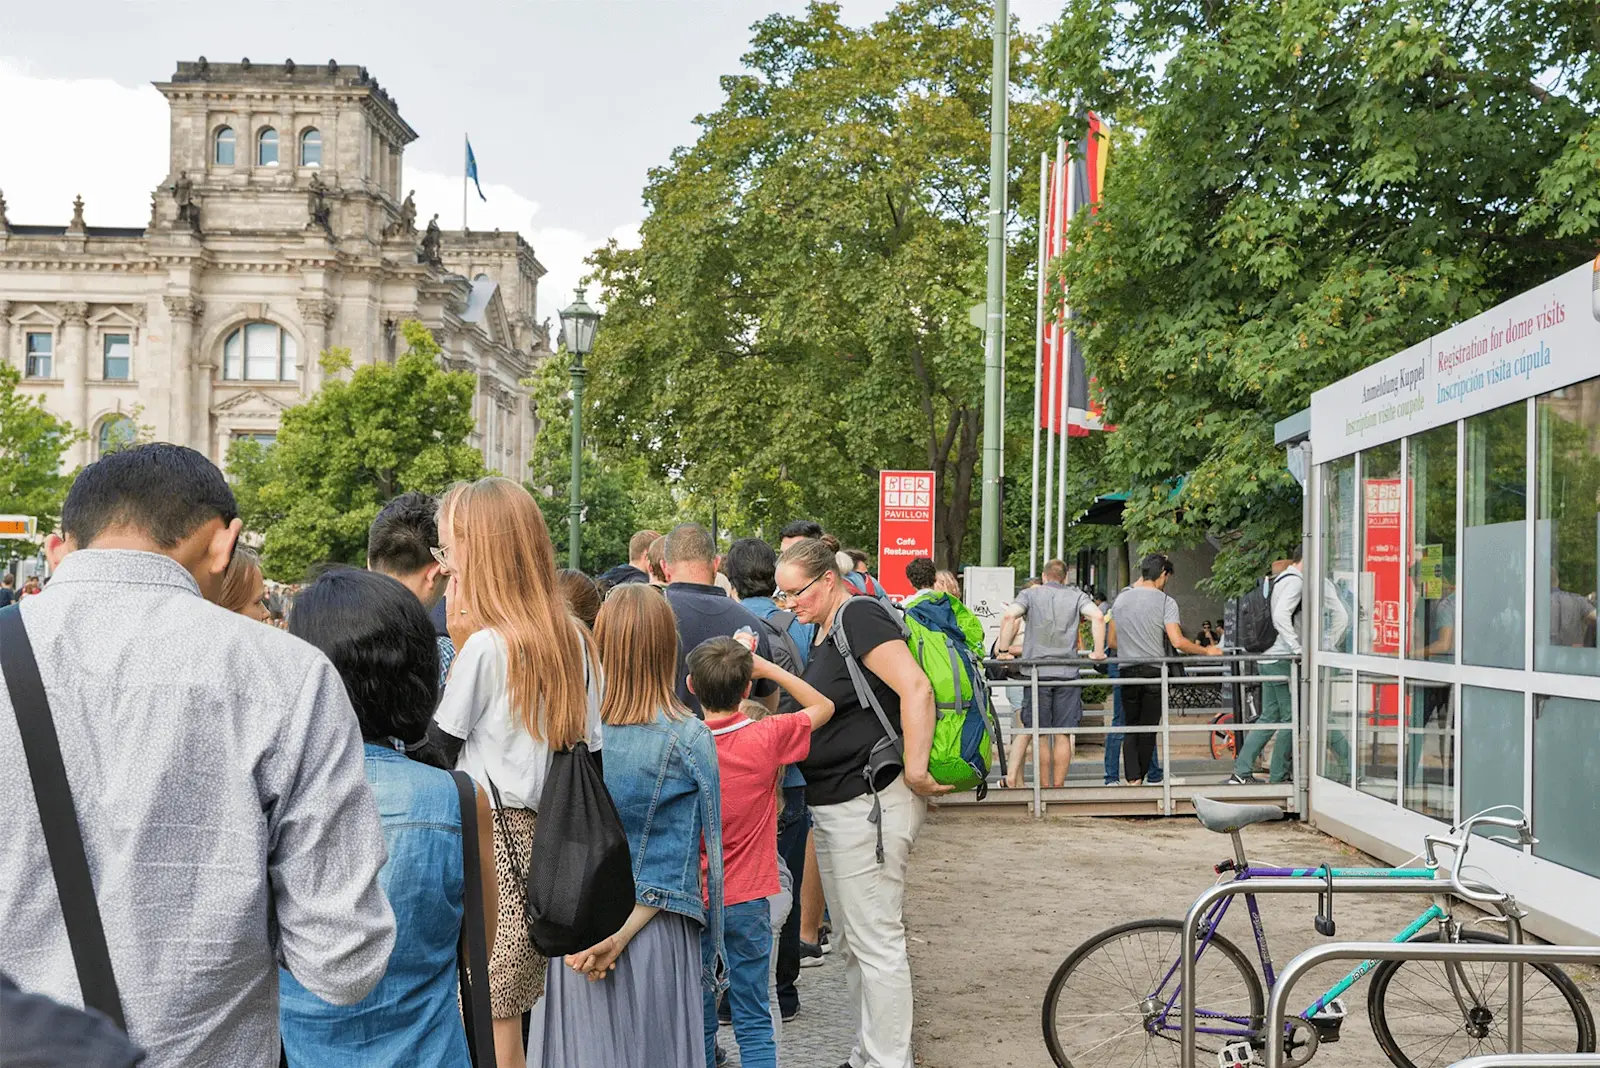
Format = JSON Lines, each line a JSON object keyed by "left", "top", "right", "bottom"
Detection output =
{"left": 558, "top": 288, "right": 600, "bottom": 571}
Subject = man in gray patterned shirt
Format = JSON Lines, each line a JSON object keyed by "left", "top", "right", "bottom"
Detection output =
{"left": 0, "top": 444, "right": 395, "bottom": 1068}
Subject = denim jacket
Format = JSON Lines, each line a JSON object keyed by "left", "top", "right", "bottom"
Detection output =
{"left": 602, "top": 710, "right": 726, "bottom": 994}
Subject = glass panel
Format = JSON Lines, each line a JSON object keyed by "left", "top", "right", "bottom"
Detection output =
{"left": 215, "top": 127, "right": 235, "bottom": 166}
{"left": 1318, "top": 666, "right": 1353, "bottom": 784}
{"left": 244, "top": 323, "right": 278, "bottom": 380}
{"left": 279, "top": 331, "right": 298, "bottom": 381}
{"left": 1359, "top": 442, "right": 1403, "bottom": 656}
{"left": 233, "top": 432, "right": 277, "bottom": 447}
{"left": 1534, "top": 379, "right": 1600, "bottom": 675}
{"left": 1462, "top": 403, "right": 1527, "bottom": 668}
{"left": 96, "top": 416, "right": 136, "bottom": 457}
{"left": 1403, "top": 681, "right": 1453, "bottom": 820}
{"left": 1356, "top": 673, "right": 1399, "bottom": 802}
{"left": 1533, "top": 694, "right": 1600, "bottom": 877}
{"left": 102, "top": 334, "right": 131, "bottom": 380}
{"left": 1320, "top": 457, "right": 1356, "bottom": 653}
{"left": 300, "top": 129, "right": 321, "bottom": 167}
{"left": 223, "top": 329, "right": 243, "bottom": 380}
{"left": 25, "top": 332, "right": 53, "bottom": 378}
{"left": 1407, "top": 424, "right": 1457, "bottom": 661}
{"left": 1461, "top": 686, "right": 1524, "bottom": 834}
{"left": 258, "top": 128, "right": 278, "bottom": 166}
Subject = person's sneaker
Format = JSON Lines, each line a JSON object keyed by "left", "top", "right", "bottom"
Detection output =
{"left": 800, "top": 939, "right": 825, "bottom": 967}
{"left": 715, "top": 1044, "right": 728, "bottom": 1067}
{"left": 819, "top": 926, "right": 833, "bottom": 955}
{"left": 781, "top": 1002, "right": 800, "bottom": 1022}
{"left": 1224, "top": 773, "right": 1261, "bottom": 785}
{"left": 717, "top": 998, "right": 732, "bottom": 1026}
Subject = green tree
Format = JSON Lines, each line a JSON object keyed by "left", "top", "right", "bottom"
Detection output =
{"left": 229, "top": 321, "right": 487, "bottom": 580}
{"left": 0, "top": 363, "right": 81, "bottom": 536}
{"left": 583, "top": 0, "right": 1058, "bottom": 566}
{"left": 1046, "top": 0, "right": 1600, "bottom": 592}
{"left": 524, "top": 354, "right": 678, "bottom": 573}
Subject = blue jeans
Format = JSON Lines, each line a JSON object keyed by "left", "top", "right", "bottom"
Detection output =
{"left": 704, "top": 898, "right": 775, "bottom": 1068}
{"left": 1104, "top": 662, "right": 1163, "bottom": 784}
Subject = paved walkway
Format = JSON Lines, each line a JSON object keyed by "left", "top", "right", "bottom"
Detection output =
{"left": 718, "top": 949, "right": 854, "bottom": 1068}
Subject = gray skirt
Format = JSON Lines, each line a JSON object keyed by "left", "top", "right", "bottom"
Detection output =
{"left": 540, "top": 910, "right": 705, "bottom": 1068}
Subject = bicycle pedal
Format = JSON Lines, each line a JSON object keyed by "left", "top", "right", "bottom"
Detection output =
{"left": 1218, "top": 1040, "right": 1258, "bottom": 1068}
{"left": 1309, "top": 998, "right": 1348, "bottom": 1043}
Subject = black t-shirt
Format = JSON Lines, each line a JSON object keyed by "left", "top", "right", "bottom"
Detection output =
{"left": 664, "top": 582, "right": 778, "bottom": 718}
{"left": 798, "top": 597, "right": 906, "bottom": 806}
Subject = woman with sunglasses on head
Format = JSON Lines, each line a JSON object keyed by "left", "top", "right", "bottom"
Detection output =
{"left": 426, "top": 478, "right": 603, "bottom": 1068}
{"left": 773, "top": 538, "right": 949, "bottom": 1068}
{"left": 217, "top": 546, "right": 272, "bottom": 622}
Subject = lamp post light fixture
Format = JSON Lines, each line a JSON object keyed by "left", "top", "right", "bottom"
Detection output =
{"left": 558, "top": 287, "right": 600, "bottom": 570}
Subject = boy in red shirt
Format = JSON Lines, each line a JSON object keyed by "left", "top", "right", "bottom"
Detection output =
{"left": 687, "top": 636, "right": 834, "bottom": 1068}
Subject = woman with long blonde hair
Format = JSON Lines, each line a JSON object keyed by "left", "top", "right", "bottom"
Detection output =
{"left": 543, "top": 583, "right": 724, "bottom": 1068}
{"left": 428, "top": 477, "right": 602, "bottom": 1068}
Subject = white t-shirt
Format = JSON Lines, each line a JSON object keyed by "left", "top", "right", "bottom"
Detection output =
{"left": 434, "top": 628, "right": 604, "bottom": 811}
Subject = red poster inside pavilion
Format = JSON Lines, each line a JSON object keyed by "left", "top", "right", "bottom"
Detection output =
{"left": 1363, "top": 477, "right": 1402, "bottom": 725}
{"left": 877, "top": 470, "right": 936, "bottom": 602}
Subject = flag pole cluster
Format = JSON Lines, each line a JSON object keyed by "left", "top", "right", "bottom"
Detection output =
{"left": 1029, "top": 112, "right": 1111, "bottom": 577}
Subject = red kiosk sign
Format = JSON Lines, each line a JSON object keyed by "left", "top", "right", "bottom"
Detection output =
{"left": 877, "top": 470, "right": 936, "bottom": 601}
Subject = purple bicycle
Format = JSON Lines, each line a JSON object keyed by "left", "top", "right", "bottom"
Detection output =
{"left": 1042, "top": 798, "right": 1595, "bottom": 1068}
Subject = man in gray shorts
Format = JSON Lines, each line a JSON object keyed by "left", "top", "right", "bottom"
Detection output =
{"left": 997, "top": 559, "right": 1106, "bottom": 787}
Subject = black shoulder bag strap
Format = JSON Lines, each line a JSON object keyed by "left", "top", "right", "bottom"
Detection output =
{"left": 451, "top": 770, "right": 497, "bottom": 1068}
{"left": 0, "top": 605, "right": 127, "bottom": 1031}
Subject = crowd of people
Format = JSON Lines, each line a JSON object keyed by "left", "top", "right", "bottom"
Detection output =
{"left": 0, "top": 443, "right": 948, "bottom": 1068}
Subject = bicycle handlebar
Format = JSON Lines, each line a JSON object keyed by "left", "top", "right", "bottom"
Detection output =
{"left": 1422, "top": 810, "right": 1536, "bottom": 904}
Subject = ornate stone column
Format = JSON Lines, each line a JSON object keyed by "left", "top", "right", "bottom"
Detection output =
{"left": 296, "top": 297, "right": 336, "bottom": 395}
{"left": 59, "top": 302, "right": 89, "bottom": 465}
{"left": 163, "top": 296, "right": 201, "bottom": 449}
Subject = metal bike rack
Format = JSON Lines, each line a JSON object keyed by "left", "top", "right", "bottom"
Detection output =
{"left": 1263, "top": 942, "right": 1600, "bottom": 1068}
{"left": 1444, "top": 1056, "right": 1600, "bottom": 1068}
{"left": 1179, "top": 876, "right": 1525, "bottom": 1068}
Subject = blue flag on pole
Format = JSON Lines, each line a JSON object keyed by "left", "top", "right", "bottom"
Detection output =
{"left": 466, "top": 139, "right": 487, "bottom": 201}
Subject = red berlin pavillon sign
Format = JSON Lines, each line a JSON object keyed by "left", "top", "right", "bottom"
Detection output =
{"left": 876, "top": 470, "right": 936, "bottom": 601}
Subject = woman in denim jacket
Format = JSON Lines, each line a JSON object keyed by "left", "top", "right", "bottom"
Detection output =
{"left": 544, "top": 583, "right": 725, "bottom": 1068}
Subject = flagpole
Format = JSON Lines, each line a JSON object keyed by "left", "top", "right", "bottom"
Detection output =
{"left": 1056, "top": 130, "right": 1075, "bottom": 561}
{"left": 1041, "top": 140, "right": 1065, "bottom": 566}
{"left": 1028, "top": 152, "right": 1048, "bottom": 578}
{"left": 462, "top": 134, "right": 469, "bottom": 231}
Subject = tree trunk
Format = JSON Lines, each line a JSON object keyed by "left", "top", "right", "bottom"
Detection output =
{"left": 941, "top": 407, "right": 980, "bottom": 568}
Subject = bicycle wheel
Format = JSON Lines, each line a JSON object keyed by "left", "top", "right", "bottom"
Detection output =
{"left": 1043, "top": 917, "right": 1265, "bottom": 1068}
{"left": 1369, "top": 928, "right": 1597, "bottom": 1068}
{"left": 1210, "top": 712, "right": 1237, "bottom": 761}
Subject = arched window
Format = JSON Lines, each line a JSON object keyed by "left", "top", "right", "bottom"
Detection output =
{"left": 222, "top": 323, "right": 298, "bottom": 382}
{"left": 97, "top": 416, "right": 137, "bottom": 458}
{"left": 299, "top": 128, "right": 322, "bottom": 167}
{"left": 214, "top": 126, "right": 236, "bottom": 166}
{"left": 258, "top": 127, "right": 279, "bottom": 166}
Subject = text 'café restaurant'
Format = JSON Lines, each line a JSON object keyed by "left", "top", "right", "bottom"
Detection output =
{"left": 1297, "top": 258, "right": 1600, "bottom": 943}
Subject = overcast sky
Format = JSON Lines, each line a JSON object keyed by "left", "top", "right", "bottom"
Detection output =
{"left": 0, "top": 0, "right": 1060, "bottom": 315}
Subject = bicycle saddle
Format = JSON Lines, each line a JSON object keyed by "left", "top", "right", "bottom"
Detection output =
{"left": 1192, "top": 796, "right": 1284, "bottom": 834}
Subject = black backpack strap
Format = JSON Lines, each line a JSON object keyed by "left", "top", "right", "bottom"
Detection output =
{"left": 828, "top": 597, "right": 903, "bottom": 750}
{"left": 0, "top": 605, "right": 126, "bottom": 1031}
{"left": 451, "top": 771, "right": 497, "bottom": 1068}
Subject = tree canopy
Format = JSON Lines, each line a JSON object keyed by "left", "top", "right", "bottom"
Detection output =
{"left": 229, "top": 321, "right": 487, "bottom": 581}
{"left": 0, "top": 363, "right": 80, "bottom": 539}
{"left": 1046, "top": 0, "right": 1600, "bottom": 591}
{"left": 579, "top": 0, "right": 1057, "bottom": 566}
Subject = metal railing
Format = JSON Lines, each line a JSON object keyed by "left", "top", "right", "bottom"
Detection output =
{"left": 1177, "top": 876, "right": 1527, "bottom": 1068}
{"left": 1263, "top": 942, "right": 1600, "bottom": 1068}
{"left": 1445, "top": 1057, "right": 1600, "bottom": 1068}
{"left": 979, "top": 652, "right": 1305, "bottom": 816}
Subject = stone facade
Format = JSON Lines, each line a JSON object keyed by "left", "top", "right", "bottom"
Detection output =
{"left": 0, "top": 58, "right": 550, "bottom": 475}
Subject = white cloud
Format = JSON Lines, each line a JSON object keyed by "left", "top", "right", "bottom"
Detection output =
{"left": 0, "top": 58, "right": 632, "bottom": 323}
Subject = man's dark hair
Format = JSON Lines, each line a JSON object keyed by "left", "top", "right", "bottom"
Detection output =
{"left": 904, "top": 557, "right": 937, "bottom": 590}
{"left": 0, "top": 574, "right": 12, "bottom": 588}
{"left": 367, "top": 491, "right": 439, "bottom": 575}
{"left": 723, "top": 537, "right": 779, "bottom": 600}
{"left": 288, "top": 567, "right": 439, "bottom": 745}
{"left": 686, "top": 636, "right": 753, "bottom": 714}
{"left": 1042, "top": 558, "right": 1068, "bottom": 582}
{"left": 780, "top": 519, "right": 824, "bottom": 542}
{"left": 1139, "top": 552, "right": 1175, "bottom": 581}
{"left": 61, "top": 443, "right": 236, "bottom": 549}
{"left": 1288, "top": 541, "right": 1304, "bottom": 563}
{"left": 665, "top": 522, "right": 716, "bottom": 567}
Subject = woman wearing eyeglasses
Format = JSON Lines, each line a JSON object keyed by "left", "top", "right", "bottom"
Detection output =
{"left": 426, "top": 478, "right": 604, "bottom": 1068}
{"left": 772, "top": 538, "right": 949, "bottom": 1068}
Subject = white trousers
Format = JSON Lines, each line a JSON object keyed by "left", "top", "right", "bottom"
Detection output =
{"left": 808, "top": 775, "right": 927, "bottom": 1068}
